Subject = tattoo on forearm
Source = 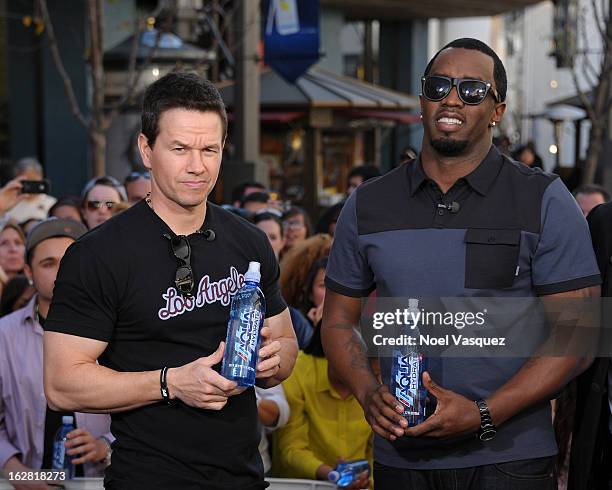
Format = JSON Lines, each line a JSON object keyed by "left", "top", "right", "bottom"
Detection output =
{"left": 343, "top": 330, "right": 370, "bottom": 371}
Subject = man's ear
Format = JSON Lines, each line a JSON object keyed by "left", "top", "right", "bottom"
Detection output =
{"left": 491, "top": 102, "right": 507, "bottom": 126}
{"left": 24, "top": 263, "right": 33, "bottom": 283}
{"left": 138, "top": 134, "right": 153, "bottom": 170}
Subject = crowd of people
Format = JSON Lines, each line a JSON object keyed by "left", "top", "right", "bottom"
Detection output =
{"left": 0, "top": 37, "right": 610, "bottom": 490}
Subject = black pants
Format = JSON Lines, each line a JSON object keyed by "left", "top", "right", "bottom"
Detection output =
{"left": 374, "top": 457, "right": 556, "bottom": 490}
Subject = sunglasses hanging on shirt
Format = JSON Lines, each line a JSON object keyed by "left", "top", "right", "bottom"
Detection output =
{"left": 164, "top": 234, "right": 195, "bottom": 297}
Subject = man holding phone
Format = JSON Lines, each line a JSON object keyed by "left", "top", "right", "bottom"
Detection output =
{"left": 4, "top": 158, "right": 55, "bottom": 223}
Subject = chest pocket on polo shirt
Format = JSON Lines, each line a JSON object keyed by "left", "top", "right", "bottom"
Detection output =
{"left": 464, "top": 228, "right": 521, "bottom": 289}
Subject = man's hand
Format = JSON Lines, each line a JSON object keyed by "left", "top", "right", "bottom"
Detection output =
{"left": 65, "top": 428, "right": 108, "bottom": 464}
{"left": 257, "top": 398, "right": 280, "bottom": 427}
{"left": 317, "top": 459, "right": 370, "bottom": 489}
{"left": 360, "top": 384, "right": 408, "bottom": 441}
{"left": 307, "top": 303, "right": 324, "bottom": 325}
{"left": 404, "top": 372, "right": 480, "bottom": 439}
{"left": 2, "top": 457, "right": 51, "bottom": 490}
{"left": 256, "top": 326, "right": 281, "bottom": 380}
{"left": 345, "top": 470, "right": 371, "bottom": 489}
{"left": 167, "top": 342, "right": 243, "bottom": 410}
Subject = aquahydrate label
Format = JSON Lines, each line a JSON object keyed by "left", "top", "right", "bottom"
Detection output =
{"left": 392, "top": 352, "right": 420, "bottom": 415}
{"left": 235, "top": 307, "right": 261, "bottom": 363}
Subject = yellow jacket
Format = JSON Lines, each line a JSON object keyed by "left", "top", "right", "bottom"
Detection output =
{"left": 272, "top": 352, "right": 373, "bottom": 480}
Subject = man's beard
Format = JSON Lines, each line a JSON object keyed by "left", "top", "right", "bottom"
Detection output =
{"left": 430, "top": 137, "right": 469, "bottom": 156}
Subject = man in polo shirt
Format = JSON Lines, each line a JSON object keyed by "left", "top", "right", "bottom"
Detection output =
{"left": 321, "top": 38, "right": 601, "bottom": 489}
{"left": 0, "top": 218, "right": 112, "bottom": 484}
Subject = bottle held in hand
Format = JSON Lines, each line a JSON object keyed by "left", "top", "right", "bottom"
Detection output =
{"left": 388, "top": 298, "right": 429, "bottom": 426}
{"left": 51, "top": 415, "right": 75, "bottom": 479}
{"left": 221, "top": 261, "right": 266, "bottom": 387}
{"left": 327, "top": 459, "right": 370, "bottom": 488}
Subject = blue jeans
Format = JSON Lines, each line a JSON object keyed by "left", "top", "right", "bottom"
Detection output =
{"left": 374, "top": 457, "right": 557, "bottom": 490}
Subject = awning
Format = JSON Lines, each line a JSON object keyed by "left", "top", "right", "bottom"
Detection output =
{"left": 547, "top": 91, "right": 594, "bottom": 110}
{"left": 321, "top": 0, "right": 543, "bottom": 20}
{"left": 218, "top": 66, "right": 419, "bottom": 111}
{"left": 345, "top": 109, "right": 421, "bottom": 124}
{"left": 227, "top": 111, "right": 306, "bottom": 123}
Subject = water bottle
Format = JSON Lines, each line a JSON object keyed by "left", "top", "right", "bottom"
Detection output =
{"left": 51, "top": 415, "right": 75, "bottom": 479}
{"left": 389, "top": 298, "right": 429, "bottom": 426}
{"left": 328, "top": 459, "right": 370, "bottom": 488}
{"left": 221, "top": 261, "right": 266, "bottom": 387}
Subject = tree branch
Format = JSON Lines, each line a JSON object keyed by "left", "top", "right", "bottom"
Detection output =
{"left": 570, "top": 63, "right": 598, "bottom": 122}
{"left": 38, "top": 0, "right": 88, "bottom": 129}
{"left": 103, "top": 1, "right": 177, "bottom": 128}
{"left": 578, "top": 9, "right": 601, "bottom": 85}
{"left": 591, "top": 0, "right": 607, "bottom": 40}
{"left": 88, "top": 0, "right": 105, "bottom": 129}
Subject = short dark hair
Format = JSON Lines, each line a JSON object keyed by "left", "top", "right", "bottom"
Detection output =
{"left": 574, "top": 184, "right": 610, "bottom": 202}
{"left": 423, "top": 38, "right": 507, "bottom": 103}
{"left": 231, "top": 181, "right": 266, "bottom": 203}
{"left": 241, "top": 191, "right": 270, "bottom": 207}
{"left": 348, "top": 165, "right": 380, "bottom": 182}
{"left": 141, "top": 72, "right": 227, "bottom": 148}
{"left": 48, "top": 196, "right": 82, "bottom": 219}
{"left": 253, "top": 212, "right": 284, "bottom": 238}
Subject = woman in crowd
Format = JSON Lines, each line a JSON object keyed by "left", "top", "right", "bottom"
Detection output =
{"left": 80, "top": 176, "right": 127, "bottom": 229}
{"left": 253, "top": 211, "right": 314, "bottom": 349}
{"left": 299, "top": 257, "right": 327, "bottom": 327}
{"left": 281, "top": 206, "right": 311, "bottom": 256}
{"left": 253, "top": 211, "right": 285, "bottom": 258}
{"left": 280, "top": 233, "right": 332, "bottom": 308}
{"left": 273, "top": 258, "right": 372, "bottom": 486}
{"left": 0, "top": 222, "right": 25, "bottom": 281}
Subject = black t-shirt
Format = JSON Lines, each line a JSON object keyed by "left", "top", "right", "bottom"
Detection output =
{"left": 44, "top": 201, "right": 286, "bottom": 490}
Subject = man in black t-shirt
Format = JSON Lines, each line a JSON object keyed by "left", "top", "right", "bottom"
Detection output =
{"left": 42, "top": 73, "right": 298, "bottom": 490}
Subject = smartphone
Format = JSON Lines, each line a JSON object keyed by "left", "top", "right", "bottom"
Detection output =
{"left": 20, "top": 179, "right": 50, "bottom": 194}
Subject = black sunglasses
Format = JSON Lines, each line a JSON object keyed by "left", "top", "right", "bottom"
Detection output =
{"left": 86, "top": 200, "right": 117, "bottom": 210}
{"left": 166, "top": 234, "right": 194, "bottom": 297}
{"left": 421, "top": 75, "right": 501, "bottom": 105}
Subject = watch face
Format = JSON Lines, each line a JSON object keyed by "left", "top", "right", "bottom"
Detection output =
{"left": 479, "top": 428, "right": 497, "bottom": 441}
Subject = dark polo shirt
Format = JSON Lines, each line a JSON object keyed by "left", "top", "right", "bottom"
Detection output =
{"left": 326, "top": 145, "right": 601, "bottom": 469}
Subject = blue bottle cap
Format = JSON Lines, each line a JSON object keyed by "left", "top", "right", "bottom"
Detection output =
{"left": 328, "top": 470, "right": 340, "bottom": 483}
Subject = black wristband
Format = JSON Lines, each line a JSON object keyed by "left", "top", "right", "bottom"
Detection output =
{"left": 160, "top": 367, "right": 177, "bottom": 405}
